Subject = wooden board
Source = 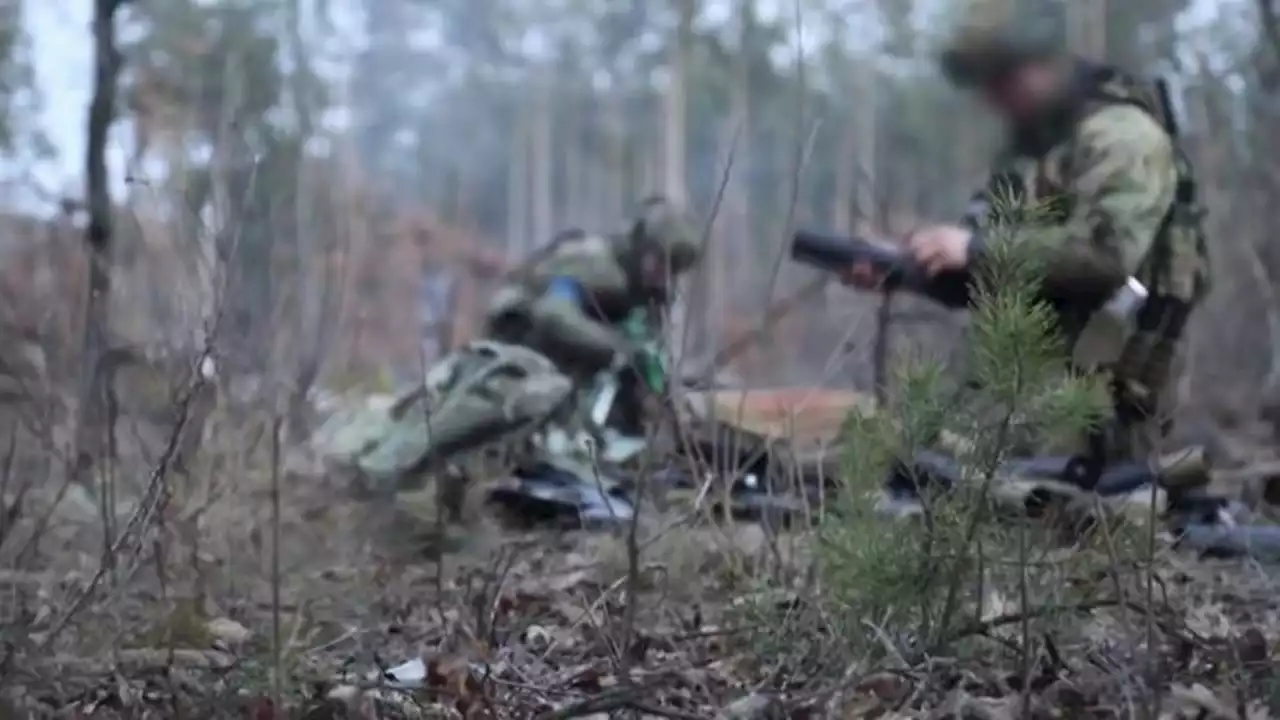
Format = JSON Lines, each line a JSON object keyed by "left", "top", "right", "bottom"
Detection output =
{"left": 681, "top": 387, "right": 876, "bottom": 448}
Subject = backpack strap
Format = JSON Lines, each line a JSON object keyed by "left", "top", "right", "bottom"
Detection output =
{"left": 1088, "top": 67, "right": 1198, "bottom": 206}
{"left": 1076, "top": 66, "right": 1206, "bottom": 458}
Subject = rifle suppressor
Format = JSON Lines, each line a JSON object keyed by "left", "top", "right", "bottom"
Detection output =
{"left": 790, "top": 229, "right": 906, "bottom": 277}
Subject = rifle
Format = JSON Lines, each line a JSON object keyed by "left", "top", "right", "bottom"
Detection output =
{"left": 1176, "top": 523, "right": 1280, "bottom": 561}
{"left": 791, "top": 229, "right": 918, "bottom": 283}
{"left": 884, "top": 446, "right": 1231, "bottom": 523}
{"left": 883, "top": 447, "right": 1280, "bottom": 560}
{"left": 790, "top": 229, "right": 971, "bottom": 309}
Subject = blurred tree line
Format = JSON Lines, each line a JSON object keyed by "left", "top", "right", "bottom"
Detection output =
{"left": 1, "top": 0, "right": 1277, "bottom": 409}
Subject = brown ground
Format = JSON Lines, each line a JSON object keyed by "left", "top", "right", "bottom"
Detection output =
{"left": 2, "top": 387, "right": 1279, "bottom": 718}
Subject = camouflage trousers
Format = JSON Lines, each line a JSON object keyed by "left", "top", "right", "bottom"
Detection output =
{"left": 942, "top": 347, "right": 1188, "bottom": 459}
{"left": 933, "top": 354, "right": 1205, "bottom": 521}
{"left": 318, "top": 340, "right": 575, "bottom": 496}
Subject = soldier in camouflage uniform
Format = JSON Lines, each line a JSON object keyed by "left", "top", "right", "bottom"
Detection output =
{"left": 841, "top": 5, "right": 1211, "bottom": 471}
{"left": 319, "top": 196, "right": 700, "bottom": 506}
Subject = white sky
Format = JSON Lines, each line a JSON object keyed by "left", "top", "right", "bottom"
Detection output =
{"left": 13, "top": 0, "right": 1234, "bottom": 217}
{"left": 22, "top": 0, "right": 99, "bottom": 209}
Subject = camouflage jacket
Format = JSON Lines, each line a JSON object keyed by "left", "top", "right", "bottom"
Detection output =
{"left": 932, "top": 63, "right": 1209, "bottom": 389}
{"left": 922, "top": 63, "right": 1212, "bottom": 461}
{"left": 986, "top": 67, "right": 1204, "bottom": 303}
{"left": 481, "top": 231, "right": 668, "bottom": 378}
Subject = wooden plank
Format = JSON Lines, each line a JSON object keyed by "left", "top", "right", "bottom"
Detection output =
{"left": 683, "top": 387, "right": 876, "bottom": 447}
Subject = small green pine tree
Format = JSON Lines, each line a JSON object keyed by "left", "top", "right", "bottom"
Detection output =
{"left": 811, "top": 193, "right": 1113, "bottom": 661}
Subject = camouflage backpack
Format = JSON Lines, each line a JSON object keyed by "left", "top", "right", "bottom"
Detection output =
{"left": 1079, "top": 67, "right": 1211, "bottom": 419}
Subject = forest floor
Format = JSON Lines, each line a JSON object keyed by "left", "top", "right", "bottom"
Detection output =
{"left": 3, "top": 403, "right": 1280, "bottom": 719}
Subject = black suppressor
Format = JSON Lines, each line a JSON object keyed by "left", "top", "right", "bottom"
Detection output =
{"left": 790, "top": 229, "right": 914, "bottom": 283}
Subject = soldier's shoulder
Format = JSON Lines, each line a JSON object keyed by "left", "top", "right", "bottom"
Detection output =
{"left": 536, "top": 232, "right": 630, "bottom": 288}
{"left": 545, "top": 232, "right": 616, "bottom": 259}
{"left": 540, "top": 233, "right": 624, "bottom": 272}
{"left": 1078, "top": 104, "right": 1171, "bottom": 152}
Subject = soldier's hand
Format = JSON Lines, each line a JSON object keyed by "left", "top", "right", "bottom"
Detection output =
{"left": 907, "top": 224, "right": 971, "bottom": 276}
{"left": 838, "top": 260, "right": 886, "bottom": 290}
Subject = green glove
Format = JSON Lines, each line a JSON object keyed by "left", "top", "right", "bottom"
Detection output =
{"left": 635, "top": 345, "right": 665, "bottom": 395}
{"left": 621, "top": 309, "right": 666, "bottom": 394}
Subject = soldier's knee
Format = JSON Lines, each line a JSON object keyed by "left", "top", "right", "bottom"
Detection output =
{"left": 515, "top": 372, "right": 574, "bottom": 418}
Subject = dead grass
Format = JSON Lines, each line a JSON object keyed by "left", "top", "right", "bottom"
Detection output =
{"left": 0, "top": 382, "right": 1278, "bottom": 719}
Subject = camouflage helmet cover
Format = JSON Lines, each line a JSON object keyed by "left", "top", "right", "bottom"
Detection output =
{"left": 630, "top": 195, "right": 700, "bottom": 274}
{"left": 939, "top": 0, "right": 1066, "bottom": 87}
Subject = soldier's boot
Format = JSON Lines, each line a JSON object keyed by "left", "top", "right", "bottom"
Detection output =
{"left": 1157, "top": 445, "right": 1210, "bottom": 491}
{"left": 1154, "top": 444, "right": 1236, "bottom": 525}
{"left": 1162, "top": 443, "right": 1208, "bottom": 509}
{"left": 385, "top": 486, "right": 470, "bottom": 558}
{"left": 354, "top": 387, "right": 521, "bottom": 494}
{"left": 436, "top": 464, "right": 470, "bottom": 523}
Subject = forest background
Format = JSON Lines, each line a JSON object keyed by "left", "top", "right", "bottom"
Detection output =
{"left": 1, "top": 0, "right": 1274, "bottom": 422}
{"left": 0, "top": 2, "right": 1277, "bottom": 715}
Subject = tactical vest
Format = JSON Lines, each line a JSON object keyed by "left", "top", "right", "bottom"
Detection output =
{"left": 483, "top": 233, "right": 637, "bottom": 344}
{"left": 1017, "top": 66, "right": 1211, "bottom": 427}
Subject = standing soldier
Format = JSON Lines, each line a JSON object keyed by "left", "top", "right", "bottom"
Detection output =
{"left": 839, "top": 5, "right": 1211, "bottom": 472}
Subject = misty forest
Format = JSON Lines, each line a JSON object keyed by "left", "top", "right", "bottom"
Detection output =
{"left": 3, "top": 0, "right": 1280, "bottom": 716}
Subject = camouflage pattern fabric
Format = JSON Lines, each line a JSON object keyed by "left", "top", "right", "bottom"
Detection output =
{"left": 952, "top": 67, "right": 1208, "bottom": 462}
{"left": 1086, "top": 71, "right": 1211, "bottom": 454}
{"left": 985, "top": 102, "right": 1179, "bottom": 293}
{"left": 485, "top": 197, "right": 699, "bottom": 378}
{"left": 316, "top": 341, "right": 573, "bottom": 494}
{"left": 314, "top": 196, "right": 699, "bottom": 502}
{"left": 928, "top": 6, "right": 1212, "bottom": 498}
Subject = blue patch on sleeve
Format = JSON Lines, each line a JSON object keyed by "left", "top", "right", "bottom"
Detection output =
{"left": 543, "top": 276, "right": 585, "bottom": 306}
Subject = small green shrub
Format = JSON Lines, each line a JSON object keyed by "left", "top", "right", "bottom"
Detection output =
{"left": 810, "top": 195, "right": 1114, "bottom": 662}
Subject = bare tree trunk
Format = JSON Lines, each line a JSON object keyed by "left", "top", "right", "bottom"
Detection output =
{"left": 604, "top": 88, "right": 627, "bottom": 223}
{"left": 1260, "top": 0, "right": 1280, "bottom": 66}
{"left": 832, "top": 148, "right": 853, "bottom": 231}
{"left": 638, "top": 127, "right": 655, "bottom": 195}
{"left": 532, "top": 67, "right": 555, "bottom": 245}
{"left": 563, "top": 96, "right": 584, "bottom": 227}
{"left": 850, "top": 56, "right": 877, "bottom": 229}
{"left": 72, "top": 0, "right": 125, "bottom": 557}
{"left": 665, "top": 0, "right": 695, "bottom": 364}
{"left": 507, "top": 95, "right": 529, "bottom": 255}
{"left": 663, "top": 0, "right": 693, "bottom": 203}
{"left": 286, "top": 0, "right": 315, "bottom": 137}
{"left": 847, "top": 52, "right": 891, "bottom": 398}
{"left": 832, "top": 90, "right": 854, "bottom": 233}
{"left": 1067, "top": 0, "right": 1107, "bottom": 61}
{"left": 284, "top": 0, "right": 327, "bottom": 442}
{"left": 454, "top": 157, "right": 474, "bottom": 230}
{"left": 732, "top": 0, "right": 752, "bottom": 269}
{"left": 707, "top": 0, "right": 752, "bottom": 356}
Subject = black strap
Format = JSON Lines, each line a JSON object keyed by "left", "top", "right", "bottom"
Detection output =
{"left": 1112, "top": 296, "right": 1191, "bottom": 426}
{"left": 1075, "top": 429, "right": 1106, "bottom": 490}
{"left": 1173, "top": 154, "right": 1197, "bottom": 205}
{"left": 1066, "top": 69, "right": 1198, "bottom": 477}
{"left": 1086, "top": 67, "right": 1197, "bottom": 199}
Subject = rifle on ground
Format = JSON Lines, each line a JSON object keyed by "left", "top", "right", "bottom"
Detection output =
{"left": 880, "top": 447, "right": 1280, "bottom": 561}
{"left": 886, "top": 448, "right": 1212, "bottom": 507}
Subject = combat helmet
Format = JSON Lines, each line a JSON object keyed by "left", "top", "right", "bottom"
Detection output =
{"left": 939, "top": 0, "right": 1066, "bottom": 87}
{"left": 630, "top": 195, "right": 700, "bottom": 275}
